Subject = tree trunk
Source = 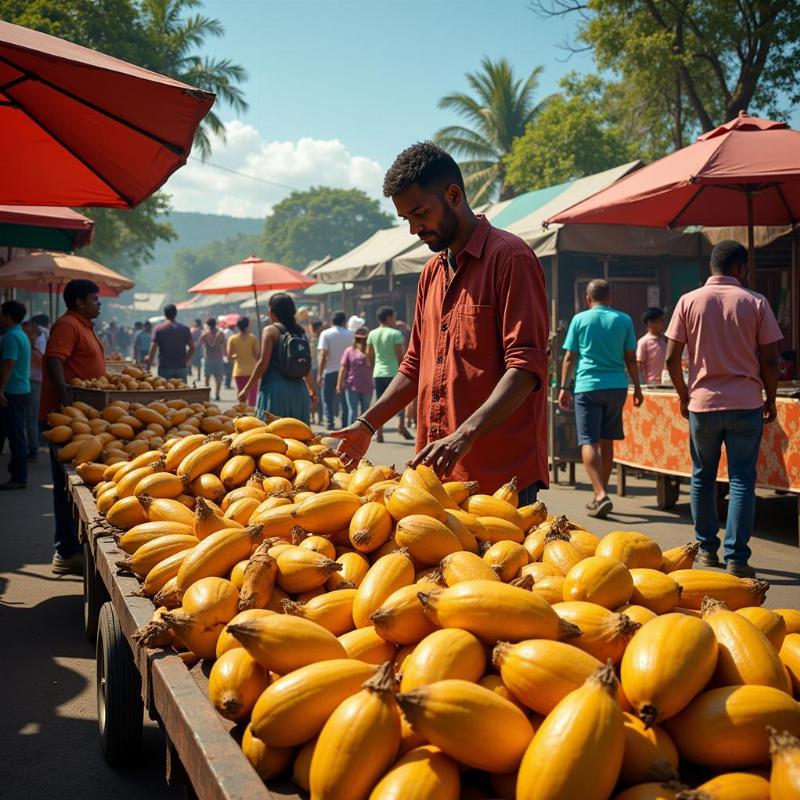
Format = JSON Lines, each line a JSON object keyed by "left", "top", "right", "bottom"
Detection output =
{"left": 673, "top": 75, "right": 683, "bottom": 150}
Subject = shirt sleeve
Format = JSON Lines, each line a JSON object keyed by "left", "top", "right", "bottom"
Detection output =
{"left": 496, "top": 250, "right": 549, "bottom": 384}
{"left": 45, "top": 320, "right": 79, "bottom": 362}
{"left": 392, "top": 329, "right": 403, "bottom": 346}
{"left": 562, "top": 316, "right": 578, "bottom": 352}
{"left": 319, "top": 331, "right": 329, "bottom": 353}
{"left": 399, "top": 269, "right": 428, "bottom": 384}
{"left": 665, "top": 298, "right": 687, "bottom": 343}
{"left": 636, "top": 336, "right": 646, "bottom": 362}
{"left": 0, "top": 332, "right": 21, "bottom": 363}
{"left": 757, "top": 298, "right": 784, "bottom": 345}
{"left": 624, "top": 317, "right": 637, "bottom": 352}
{"left": 340, "top": 348, "right": 351, "bottom": 368}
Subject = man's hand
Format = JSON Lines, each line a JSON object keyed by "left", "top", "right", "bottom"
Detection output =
{"left": 411, "top": 427, "right": 476, "bottom": 478}
{"left": 0, "top": 391, "right": 6, "bottom": 408}
{"left": 237, "top": 386, "right": 249, "bottom": 403}
{"left": 678, "top": 395, "right": 690, "bottom": 419}
{"left": 763, "top": 400, "right": 777, "bottom": 423}
{"left": 558, "top": 388, "right": 572, "bottom": 410}
{"left": 328, "top": 421, "right": 372, "bottom": 468}
{"left": 633, "top": 387, "right": 644, "bottom": 408}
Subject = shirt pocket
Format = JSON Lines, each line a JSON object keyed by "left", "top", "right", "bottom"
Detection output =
{"left": 454, "top": 304, "right": 495, "bottom": 355}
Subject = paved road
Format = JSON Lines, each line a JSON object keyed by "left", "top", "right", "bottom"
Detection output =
{"left": 1, "top": 390, "right": 797, "bottom": 798}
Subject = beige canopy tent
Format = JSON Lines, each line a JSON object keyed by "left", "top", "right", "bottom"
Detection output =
{"left": 0, "top": 250, "right": 134, "bottom": 294}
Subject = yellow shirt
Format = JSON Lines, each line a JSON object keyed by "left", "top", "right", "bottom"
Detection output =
{"left": 226, "top": 332, "right": 258, "bottom": 377}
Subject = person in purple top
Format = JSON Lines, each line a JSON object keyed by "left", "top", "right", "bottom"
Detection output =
{"left": 337, "top": 327, "right": 374, "bottom": 427}
{"left": 145, "top": 304, "right": 194, "bottom": 382}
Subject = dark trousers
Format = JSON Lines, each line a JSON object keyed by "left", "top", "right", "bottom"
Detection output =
{"left": 322, "top": 372, "right": 340, "bottom": 428}
{"left": 374, "top": 376, "right": 403, "bottom": 422}
{"left": 1, "top": 392, "right": 29, "bottom": 484}
{"left": 50, "top": 445, "right": 80, "bottom": 558}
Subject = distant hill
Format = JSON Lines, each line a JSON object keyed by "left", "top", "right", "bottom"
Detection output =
{"left": 137, "top": 211, "right": 263, "bottom": 290}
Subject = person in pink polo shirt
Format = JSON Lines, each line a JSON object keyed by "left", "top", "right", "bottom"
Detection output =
{"left": 637, "top": 307, "right": 667, "bottom": 384}
{"left": 665, "top": 240, "right": 782, "bottom": 578}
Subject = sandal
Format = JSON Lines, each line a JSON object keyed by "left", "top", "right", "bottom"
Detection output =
{"left": 586, "top": 496, "right": 613, "bottom": 519}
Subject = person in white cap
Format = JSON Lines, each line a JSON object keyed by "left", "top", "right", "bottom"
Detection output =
{"left": 347, "top": 314, "right": 366, "bottom": 332}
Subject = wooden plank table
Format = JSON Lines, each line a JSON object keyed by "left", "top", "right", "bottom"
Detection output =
{"left": 66, "top": 464, "right": 303, "bottom": 800}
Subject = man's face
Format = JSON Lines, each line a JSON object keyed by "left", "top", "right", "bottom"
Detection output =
{"left": 649, "top": 318, "right": 665, "bottom": 336}
{"left": 76, "top": 292, "right": 101, "bottom": 320}
{"left": 392, "top": 183, "right": 460, "bottom": 252}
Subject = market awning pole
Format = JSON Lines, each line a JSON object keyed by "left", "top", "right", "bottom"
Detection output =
{"left": 746, "top": 190, "right": 756, "bottom": 287}
{"left": 252, "top": 286, "right": 262, "bottom": 334}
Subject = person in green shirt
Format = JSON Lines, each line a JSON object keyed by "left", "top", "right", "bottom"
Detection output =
{"left": 367, "top": 306, "right": 412, "bottom": 442}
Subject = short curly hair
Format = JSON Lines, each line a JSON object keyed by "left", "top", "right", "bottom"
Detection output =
{"left": 383, "top": 141, "right": 464, "bottom": 198}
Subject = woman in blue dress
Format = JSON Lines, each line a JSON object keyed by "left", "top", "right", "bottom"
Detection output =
{"left": 237, "top": 293, "right": 316, "bottom": 422}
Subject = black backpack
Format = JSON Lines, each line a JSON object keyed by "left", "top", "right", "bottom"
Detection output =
{"left": 274, "top": 323, "right": 311, "bottom": 379}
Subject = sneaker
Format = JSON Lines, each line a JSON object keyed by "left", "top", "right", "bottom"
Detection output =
{"left": 52, "top": 552, "right": 84, "bottom": 576}
{"left": 696, "top": 549, "right": 721, "bottom": 567}
{"left": 0, "top": 480, "right": 27, "bottom": 490}
{"left": 726, "top": 561, "right": 756, "bottom": 578}
{"left": 587, "top": 495, "right": 613, "bottom": 519}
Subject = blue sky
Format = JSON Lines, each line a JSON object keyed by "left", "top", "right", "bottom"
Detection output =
{"left": 163, "top": 0, "right": 798, "bottom": 218}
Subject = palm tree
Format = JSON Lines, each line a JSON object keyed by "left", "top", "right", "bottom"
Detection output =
{"left": 141, "top": 0, "right": 248, "bottom": 159}
{"left": 435, "top": 58, "right": 549, "bottom": 203}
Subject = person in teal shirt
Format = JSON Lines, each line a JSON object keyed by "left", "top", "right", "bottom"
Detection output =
{"left": 0, "top": 300, "right": 32, "bottom": 489}
{"left": 558, "top": 280, "right": 643, "bottom": 518}
{"left": 367, "top": 306, "right": 412, "bottom": 442}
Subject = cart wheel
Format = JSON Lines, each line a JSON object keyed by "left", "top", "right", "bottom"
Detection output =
{"left": 96, "top": 601, "right": 143, "bottom": 766}
{"left": 83, "top": 544, "right": 108, "bottom": 643}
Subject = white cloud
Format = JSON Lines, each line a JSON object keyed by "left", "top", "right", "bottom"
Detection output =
{"left": 162, "top": 120, "right": 386, "bottom": 218}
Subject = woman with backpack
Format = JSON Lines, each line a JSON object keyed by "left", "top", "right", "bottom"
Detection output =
{"left": 237, "top": 293, "right": 316, "bottom": 422}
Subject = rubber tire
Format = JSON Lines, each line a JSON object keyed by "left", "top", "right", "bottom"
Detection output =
{"left": 96, "top": 601, "right": 143, "bottom": 766}
{"left": 83, "top": 544, "right": 109, "bottom": 643}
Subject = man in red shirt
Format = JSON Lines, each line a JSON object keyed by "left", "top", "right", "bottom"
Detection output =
{"left": 41, "top": 279, "right": 106, "bottom": 574}
{"left": 333, "top": 142, "right": 549, "bottom": 500}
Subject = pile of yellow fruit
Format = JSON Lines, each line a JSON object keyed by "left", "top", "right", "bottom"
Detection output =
{"left": 70, "top": 364, "right": 191, "bottom": 390}
{"left": 43, "top": 399, "right": 251, "bottom": 468}
{"left": 75, "top": 412, "right": 799, "bottom": 799}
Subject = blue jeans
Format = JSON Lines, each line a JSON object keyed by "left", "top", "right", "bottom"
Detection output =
{"left": 1, "top": 392, "right": 29, "bottom": 483}
{"left": 689, "top": 409, "right": 763, "bottom": 564}
{"left": 344, "top": 390, "right": 372, "bottom": 427}
{"left": 26, "top": 380, "right": 42, "bottom": 456}
{"left": 322, "top": 372, "right": 340, "bottom": 429}
{"left": 50, "top": 445, "right": 80, "bottom": 558}
{"left": 375, "top": 376, "right": 404, "bottom": 422}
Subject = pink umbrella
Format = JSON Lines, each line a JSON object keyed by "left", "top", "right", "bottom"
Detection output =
{"left": 188, "top": 255, "right": 315, "bottom": 330}
{"left": 548, "top": 112, "right": 800, "bottom": 275}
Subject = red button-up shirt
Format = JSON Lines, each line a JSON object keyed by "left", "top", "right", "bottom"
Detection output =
{"left": 400, "top": 215, "right": 549, "bottom": 492}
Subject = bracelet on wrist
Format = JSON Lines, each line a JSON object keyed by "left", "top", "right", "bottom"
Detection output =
{"left": 356, "top": 416, "right": 376, "bottom": 435}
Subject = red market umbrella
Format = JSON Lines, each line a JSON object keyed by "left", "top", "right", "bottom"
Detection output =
{"left": 548, "top": 112, "right": 800, "bottom": 274}
{"left": 0, "top": 21, "right": 214, "bottom": 208}
{"left": 0, "top": 205, "right": 95, "bottom": 251}
{"left": 188, "top": 255, "right": 316, "bottom": 330}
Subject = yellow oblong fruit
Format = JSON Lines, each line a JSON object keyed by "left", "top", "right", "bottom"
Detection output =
{"left": 475, "top": 515, "right": 524, "bottom": 545}
{"left": 283, "top": 588, "right": 356, "bottom": 636}
{"left": 353, "top": 550, "right": 415, "bottom": 628}
{"left": 292, "top": 490, "right": 363, "bottom": 535}
{"left": 226, "top": 613, "right": 346, "bottom": 674}
{"left": 231, "top": 430, "right": 287, "bottom": 457}
{"left": 690, "top": 772, "right": 771, "bottom": 799}
{"left": 215, "top": 609, "right": 273, "bottom": 659}
{"left": 310, "top": 662, "right": 401, "bottom": 800}
{"left": 532, "top": 575, "right": 567, "bottom": 605}
{"left": 399, "top": 628, "right": 485, "bottom": 692}
{"left": 328, "top": 550, "right": 370, "bottom": 591}
{"left": 442, "top": 480, "right": 479, "bottom": 506}
{"left": 612, "top": 783, "right": 685, "bottom": 800}
{"left": 208, "top": 647, "right": 269, "bottom": 722}
{"left": 463, "top": 494, "right": 524, "bottom": 527}
{"left": 396, "top": 678, "right": 534, "bottom": 773}
{"left": 106, "top": 495, "right": 148, "bottom": 529}
{"left": 517, "top": 663, "right": 624, "bottom": 800}
{"left": 164, "top": 433, "right": 206, "bottom": 472}
{"left": 119, "top": 533, "right": 197, "bottom": 578}
{"left": 439, "top": 550, "right": 499, "bottom": 586}
{"left": 117, "top": 520, "right": 194, "bottom": 554}
{"left": 769, "top": 726, "right": 800, "bottom": 800}
{"left": 563, "top": 556, "right": 634, "bottom": 609}
{"left": 176, "top": 439, "right": 230, "bottom": 483}
{"left": 541, "top": 534, "right": 584, "bottom": 575}
{"left": 780, "top": 632, "right": 800, "bottom": 694}
{"left": 275, "top": 547, "right": 342, "bottom": 594}
{"left": 266, "top": 415, "right": 313, "bottom": 442}
{"left": 596, "top": 530, "right": 663, "bottom": 569}
{"left": 482, "top": 540, "right": 529, "bottom": 582}
{"left": 419, "top": 579, "right": 578, "bottom": 644}
{"left": 250, "top": 659, "right": 376, "bottom": 746}
{"left": 134, "top": 471, "right": 184, "bottom": 500}
{"left": 664, "top": 684, "right": 800, "bottom": 768}
{"left": 701, "top": 597, "right": 792, "bottom": 693}
{"left": 241, "top": 725, "right": 293, "bottom": 781}
{"left": 553, "top": 601, "right": 641, "bottom": 664}
{"left": 629, "top": 568, "right": 682, "bottom": 615}
{"left": 348, "top": 502, "right": 393, "bottom": 553}
{"left": 194, "top": 496, "right": 244, "bottom": 540}
{"left": 394, "top": 515, "right": 461, "bottom": 566}
{"left": 219, "top": 454, "right": 255, "bottom": 490}
{"left": 660, "top": 541, "right": 699, "bottom": 573}
{"left": 370, "top": 582, "right": 439, "bottom": 645}
{"left": 223, "top": 496, "right": 259, "bottom": 527}
{"left": 138, "top": 495, "right": 195, "bottom": 527}
{"left": 620, "top": 711, "right": 679, "bottom": 785}
{"left": 338, "top": 626, "right": 397, "bottom": 664}
{"left": 176, "top": 525, "right": 262, "bottom": 593}
{"left": 776, "top": 609, "right": 800, "bottom": 635}
{"left": 385, "top": 485, "right": 446, "bottom": 523}
{"left": 736, "top": 606, "right": 787, "bottom": 651}
{"left": 669, "top": 569, "right": 769, "bottom": 610}
{"left": 401, "top": 464, "right": 458, "bottom": 510}
{"left": 368, "top": 744, "right": 460, "bottom": 800}
{"left": 621, "top": 613, "right": 719, "bottom": 727}
{"left": 616, "top": 603, "right": 658, "bottom": 628}
{"left": 142, "top": 549, "right": 192, "bottom": 597}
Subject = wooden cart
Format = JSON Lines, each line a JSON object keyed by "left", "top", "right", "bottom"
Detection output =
{"left": 68, "top": 386, "right": 211, "bottom": 410}
{"left": 64, "top": 464, "right": 302, "bottom": 799}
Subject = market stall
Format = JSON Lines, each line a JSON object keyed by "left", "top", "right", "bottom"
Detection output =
{"left": 614, "top": 387, "right": 800, "bottom": 519}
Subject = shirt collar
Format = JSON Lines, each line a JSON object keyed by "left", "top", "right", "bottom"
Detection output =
{"left": 442, "top": 214, "right": 491, "bottom": 270}
{"left": 705, "top": 275, "right": 742, "bottom": 286}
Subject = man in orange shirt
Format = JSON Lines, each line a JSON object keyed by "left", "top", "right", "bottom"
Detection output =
{"left": 41, "top": 279, "right": 105, "bottom": 575}
{"left": 333, "top": 142, "right": 549, "bottom": 500}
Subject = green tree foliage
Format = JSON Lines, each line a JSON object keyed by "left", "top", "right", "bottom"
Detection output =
{"left": 261, "top": 187, "right": 395, "bottom": 271}
{"left": 158, "top": 232, "right": 262, "bottom": 298}
{"left": 533, "top": 0, "right": 800, "bottom": 151}
{"left": 435, "top": 58, "right": 552, "bottom": 203}
{"left": 504, "top": 74, "right": 633, "bottom": 192}
{"left": 1, "top": 0, "right": 247, "bottom": 273}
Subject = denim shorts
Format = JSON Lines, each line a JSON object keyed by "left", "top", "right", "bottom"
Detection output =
{"left": 574, "top": 388, "right": 628, "bottom": 445}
